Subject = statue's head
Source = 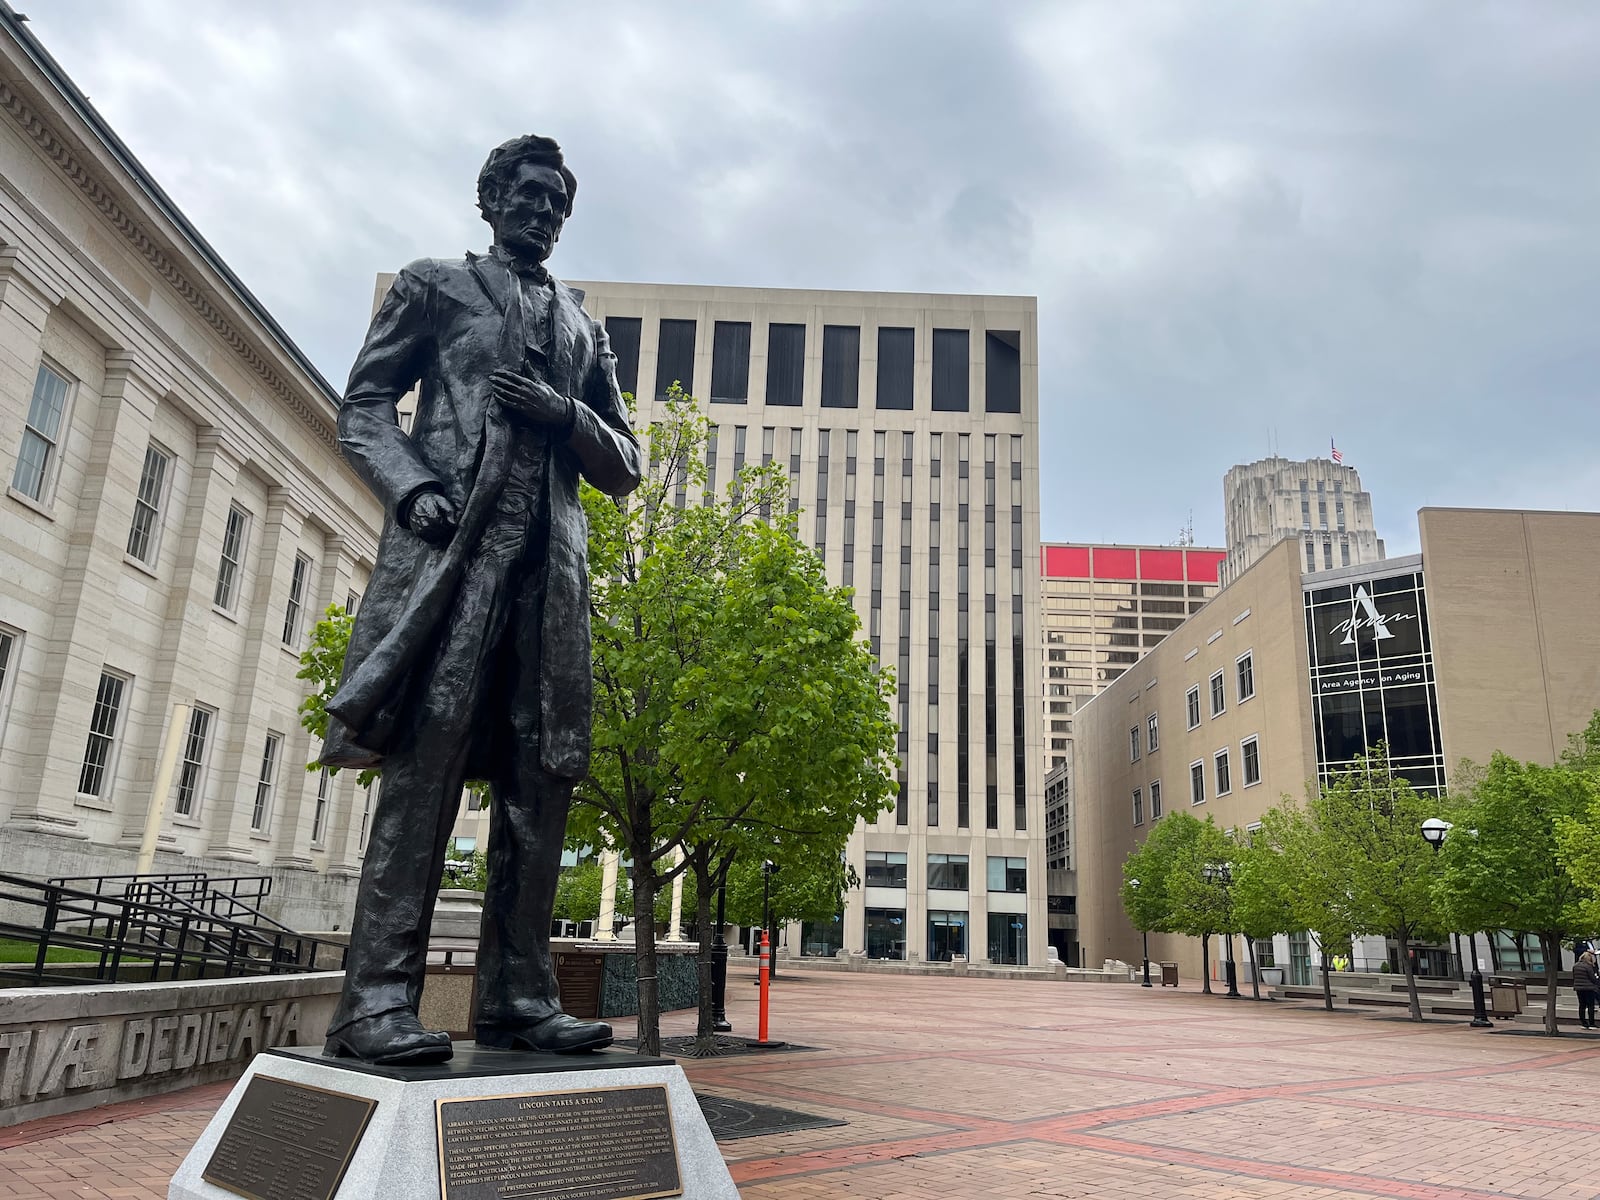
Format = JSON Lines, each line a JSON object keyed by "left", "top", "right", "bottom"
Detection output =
{"left": 477, "top": 135, "right": 577, "bottom": 264}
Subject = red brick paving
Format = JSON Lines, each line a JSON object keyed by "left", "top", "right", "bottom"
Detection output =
{"left": 5, "top": 967, "right": 1599, "bottom": 1198}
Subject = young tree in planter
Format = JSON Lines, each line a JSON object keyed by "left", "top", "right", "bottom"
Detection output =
{"left": 1312, "top": 745, "right": 1447, "bottom": 1021}
{"left": 1440, "top": 751, "right": 1595, "bottom": 1035}
{"left": 1232, "top": 826, "right": 1299, "bottom": 1001}
{"left": 569, "top": 391, "right": 895, "bottom": 1054}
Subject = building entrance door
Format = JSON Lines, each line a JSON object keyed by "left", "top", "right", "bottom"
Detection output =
{"left": 927, "top": 911, "right": 967, "bottom": 962}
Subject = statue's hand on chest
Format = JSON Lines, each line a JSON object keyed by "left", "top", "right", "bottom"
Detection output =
{"left": 491, "top": 368, "right": 573, "bottom": 430}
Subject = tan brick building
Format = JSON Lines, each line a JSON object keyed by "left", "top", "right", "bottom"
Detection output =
{"left": 1077, "top": 508, "right": 1600, "bottom": 982}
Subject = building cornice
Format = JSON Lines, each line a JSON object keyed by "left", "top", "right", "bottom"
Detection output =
{"left": 0, "top": 3, "right": 340, "bottom": 454}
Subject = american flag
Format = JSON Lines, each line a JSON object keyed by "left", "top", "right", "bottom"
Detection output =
{"left": 1331, "top": 440, "right": 1343, "bottom": 465}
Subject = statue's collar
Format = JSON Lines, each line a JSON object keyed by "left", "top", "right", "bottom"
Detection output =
{"left": 488, "top": 244, "right": 551, "bottom": 287}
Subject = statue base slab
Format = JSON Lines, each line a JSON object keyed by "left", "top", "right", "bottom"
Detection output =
{"left": 169, "top": 1043, "right": 739, "bottom": 1199}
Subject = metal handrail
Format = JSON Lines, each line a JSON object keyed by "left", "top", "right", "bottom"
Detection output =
{"left": 0, "top": 871, "right": 345, "bottom": 986}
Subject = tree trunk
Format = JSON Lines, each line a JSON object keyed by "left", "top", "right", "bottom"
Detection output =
{"left": 1320, "top": 946, "right": 1334, "bottom": 1012}
{"left": 1399, "top": 935, "right": 1422, "bottom": 1021}
{"left": 1201, "top": 935, "right": 1212, "bottom": 995}
{"left": 692, "top": 856, "right": 716, "bottom": 1044}
{"left": 1540, "top": 932, "right": 1561, "bottom": 1036}
{"left": 1488, "top": 931, "right": 1502, "bottom": 973}
{"left": 1515, "top": 932, "right": 1528, "bottom": 972}
{"left": 1246, "top": 937, "right": 1261, "bottom": 1001}
{"left": 630, "top": 857, "right": 662, "bottom": 1056}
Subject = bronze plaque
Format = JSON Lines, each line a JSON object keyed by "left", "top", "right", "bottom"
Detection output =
{"left": 437, "top": 1084, "right": 682, "bottom": 1200}
{"left": 202, "top": 1075, "right": 377, "bottom": 1200}
{"left": 554, "top": 951, "right": 605, "bottom": 1019}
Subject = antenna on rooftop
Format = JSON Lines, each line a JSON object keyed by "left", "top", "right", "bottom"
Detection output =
{"left": 1176, "top": 509, "right": 1195, "bottom": 547}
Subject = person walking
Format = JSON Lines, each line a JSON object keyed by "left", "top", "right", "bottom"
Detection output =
{"left": 1573, "top": 946, "right": 1600, "bottom": 1030}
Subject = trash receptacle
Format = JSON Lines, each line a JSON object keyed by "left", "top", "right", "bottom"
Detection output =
{"left": 1160, "top": 962, "right": 1179, "bottom": 987}
{"left": 1488, "top": 977, "right": 1525, "bottom": 1018}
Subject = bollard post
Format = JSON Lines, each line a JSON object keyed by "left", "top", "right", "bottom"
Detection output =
{"left": 757, "top": 929, "right": 771, "bottom": 1045}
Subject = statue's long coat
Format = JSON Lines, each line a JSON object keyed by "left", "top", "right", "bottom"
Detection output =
{"left": 320, "top": 253, "right": 641, "bottom": 780}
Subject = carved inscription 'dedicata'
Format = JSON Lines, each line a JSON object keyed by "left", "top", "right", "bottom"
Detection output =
{"left": 437, "top": 1085, "right": 682, "bottom": 1200}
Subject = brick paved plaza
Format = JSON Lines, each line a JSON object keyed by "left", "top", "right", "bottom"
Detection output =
{"left": 4, "top": 966, "right": 1599, "bottom": 1199}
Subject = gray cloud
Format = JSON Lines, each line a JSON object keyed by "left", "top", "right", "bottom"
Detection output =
{"left": 31, "top": 0, "right": 1600, "bottom": 552}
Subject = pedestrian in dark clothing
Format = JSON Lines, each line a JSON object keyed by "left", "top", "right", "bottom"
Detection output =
{"left": 1573, "top": 949, "right": 1600, "bottom": 1029}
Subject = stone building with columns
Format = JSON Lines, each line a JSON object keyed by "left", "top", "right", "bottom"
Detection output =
{"left": 0, "top": 6, "right": 379, "bottom": 927}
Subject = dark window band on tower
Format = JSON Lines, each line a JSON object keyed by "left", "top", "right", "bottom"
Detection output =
{"left": 815, "top": 429, "right": 830, "bottom": 552}
{"left": 703, "top": 425, "right": 719, "bottom": 506}
{"left": 766, "top": 323, "right": 805, "bottom": 406}
{"left": 957, "top": 432, "right": 970, "bottom": 829}
{"left": 984, "top": 433, "right": 997, "bottom": 830}
{"left": 985, "top": 330, "right": 1021, "bottom": 414}
{"left": 928, "top": 432, "right": 942, "bottom": 828}
{"left": 655, "top": 318, "right": 696, "bottom": 400}
{"left": 1009, "top": 434, "right": 1026, "bottom": 830}
{"left": 897, "top": 430, "right": 913, "bottom": 829}
{"left": 604, "top": 316, "right": 642, "bottom": 397}
{"left": 871, "top": 431, "right": 885, "bottom": 659}
{"left": 843, "top": 429, "right": 858, "bottom": 588}
{"left": 932, "top": 327, "right": 970, "bottom": 412}
{"left": 821, "top": 325, "right": 861, "bottom": 409}
{"left": 876, "top": 326, "right": 914, "bottom": 410}
{"left": 710, "top": 321, "right": 751, "bottom": 404}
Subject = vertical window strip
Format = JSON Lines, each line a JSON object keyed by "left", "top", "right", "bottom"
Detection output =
{"left": 77, "top": 671, "right": 126, "bottom": 797}
{"left": 126, "top": 443, "right": 170, "bottom": 563}
{"left": 175, "top": 707, "right": 213, "bottom": 817}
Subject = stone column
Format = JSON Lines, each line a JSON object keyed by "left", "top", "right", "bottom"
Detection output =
{"left": 6, "top": 352, "right": 168, "bottom": 837}
{"left": 594, "top": 849, "right": 621, "bottom": 941}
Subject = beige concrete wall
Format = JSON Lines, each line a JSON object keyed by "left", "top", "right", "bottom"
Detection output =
{"left": 1421, "top": 507, "right": 1600, "bottom": 770}
{"left": 1076, "top": 538, "right": 1318, "bottom": 978}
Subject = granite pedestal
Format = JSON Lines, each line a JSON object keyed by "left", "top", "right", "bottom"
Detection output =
{"left": 169, "top": 1043, "right": 739, "bottom": 1199}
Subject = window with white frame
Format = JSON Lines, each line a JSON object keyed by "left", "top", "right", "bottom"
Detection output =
{"left": 77, "top": 669, "right": 129, "bottom": 798}
{"left": 1215, "top": 748, "right": 1231, "bottom": 796}
{"left": 1190, "top": 760, "right": 1205, "bottom": 805}
{"left": 358, "top": 781, "right": 375, "bottom": 851}
{"left": 1147, "top": 711, "right": 1159, "bottom": 752}
{"left": 0, "top": 627, "right": 19, "bottom": 743}
{"left": 1186, "top": 686, "right": 1200, "bottom": 729}
{"left": 125, "top": 442, "right": 172, "bottom": 565}
{"left": 1129, "top": 725, "right": 1140, "bottom": 762}
{"left": 345, "top": 590, "right": 361, "bottom": 615}
{"left": 214, "top": 506, "right": 250, "bottom": 611}
{"left": 174, "top": 706, "right": 214, "bottom": 817}
{"left": 1242, "top": 736, "right": 1261, "bottom": 787}
{"left": 1132, "top": 787, "right": 1143, "bottom": 826}
{"left": 250, "top": 733, "right": 281, "bottom": 831}
{"left": 1236, "top": 652, "right": 1255, "bottom": 702}
{"left": 1150, "top": 779, "right": 1162, "bottom": 820}
{"left": 10, "top": 363, "right": 71, "bottom": 503}
{"left": 282, "top": 553, "right": 311, "bottom": 646}
{"left": 1209, "top": 671, "right": 1225, "bottom": 717}
{"left": 311, "top": 768, "right": 330, "bottom": 845}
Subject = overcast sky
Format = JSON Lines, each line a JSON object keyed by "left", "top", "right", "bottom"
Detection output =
{"left": 30, "top": 2, "right": 1600, "bottom": 552}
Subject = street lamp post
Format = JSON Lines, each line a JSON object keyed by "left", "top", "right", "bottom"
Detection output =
{"left": 1203, "top": 862, "right": 1241, "bottom": 999}
{"left": 1130, "top": 878, "right": 1152, "bottom": 987}
{"left": 710, "top": 873, "right": 732, "bottom": 1032}
{"left": 1421, "top": 817, "right": 1492, "bottom": 1029}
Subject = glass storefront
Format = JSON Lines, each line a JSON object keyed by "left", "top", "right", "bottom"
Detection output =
{"left": 866, "top": 907, "right": 906, "bottom": 960}
{"left": 987, "top": 912, "right": 1027, "bottom": 965}
{"left": 801, "top": 912, "right": 844, "bottom": 957}
{"left": 1304, "top": 569, "right": 1445, "bottom": 792}
{"left": 927, "top": 910, "right": 968, "bottom": 962}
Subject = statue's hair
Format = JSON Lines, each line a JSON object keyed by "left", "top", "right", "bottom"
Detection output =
{"left": 476, "top": 135, "right": 576, "bottom": 221}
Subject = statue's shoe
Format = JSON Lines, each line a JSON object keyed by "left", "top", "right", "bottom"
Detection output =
{"left": 476, "top": 1012, "right": 613, "bottom": 1054}
{"left": 324, "top": 1011, "right": 453, "bottom": 1064}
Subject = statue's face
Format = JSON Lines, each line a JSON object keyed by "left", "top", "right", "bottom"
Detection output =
{"left": 490, "top": 161, "right": 569, "bottom": 263}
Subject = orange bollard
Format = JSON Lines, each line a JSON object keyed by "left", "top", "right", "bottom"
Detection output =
{"left": 757, "top": 929, "right": 771, "bottom": 1044}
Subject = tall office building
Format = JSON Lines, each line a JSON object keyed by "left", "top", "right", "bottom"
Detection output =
{"left": 1037, "top": 542, "right": 1224, "bottom": 965}
{"left": 563, "top": 281, "right": 1046, "bottom": 967}
{"left": 1222, "top": 456, "right": 1385, "bottom": 585}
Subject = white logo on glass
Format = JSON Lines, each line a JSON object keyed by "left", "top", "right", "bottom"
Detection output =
{"left": 1333, "top": 585, "right": 1416, "bottom": 645}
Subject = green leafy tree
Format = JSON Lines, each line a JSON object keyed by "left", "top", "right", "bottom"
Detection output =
{"left": 1120, "top": 811, "right": 1206, "bottom": 983}
{"left": 569, "top": 390, "right": 896, "bottom": 1054}
{"left": 1232, "top": 827, "right": 1300, "bottom": 1000}
{"left": 1553, "top": 711, "right": 1600, "bottom": 926}
{"left": 1164, "top": 816, "right": 1237, "bottom": 995}
{"left": 296, "top": 605, "right": 375, "bottom": 785}
{"left": 1247, "top": 799, "right": 1363, "bottom": 1010}
{"left": 1443, "top": 751, "right": 1595, "bottom": 1034}
{"left": 1313, "top": 745, "right": 1448, "bottom": 1021}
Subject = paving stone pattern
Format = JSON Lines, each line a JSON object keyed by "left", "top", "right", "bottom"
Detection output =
{"left": 4, "top": 967, "right": 1599, "bottom": 1199}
